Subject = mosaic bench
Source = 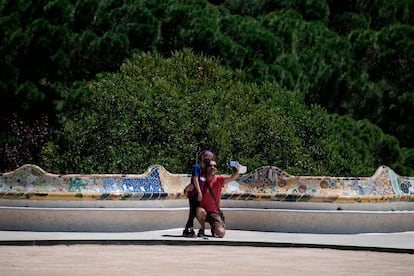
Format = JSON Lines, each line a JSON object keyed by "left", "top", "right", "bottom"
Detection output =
{"left": 0, "top": 164, "right": 413, "bottom": 233}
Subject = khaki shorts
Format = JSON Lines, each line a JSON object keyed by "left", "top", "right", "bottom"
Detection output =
{"left": 206, "top": 211, "right": 225, "bottom": 232}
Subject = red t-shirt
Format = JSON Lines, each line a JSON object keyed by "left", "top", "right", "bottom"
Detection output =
{"left": 199, "top": 175, "right": 225, "bottom": 213}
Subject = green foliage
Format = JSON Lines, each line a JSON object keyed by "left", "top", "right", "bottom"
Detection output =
{"left": 42, "top": 50, "right": 410, "bottom": 176}
{"left": 346, "top": 24, "right": 414, "bottom": 146}
{"left": 0, "top": 0, "right": 160, "bottom": 170}
{"left": 0, "top": 113, "right": 49, "bottom": 171}
{"left": 0, "top": 0, "right": 160, "bottom": 102}
{"left": 1, "top": 0, "right": 413, "bottom": 176}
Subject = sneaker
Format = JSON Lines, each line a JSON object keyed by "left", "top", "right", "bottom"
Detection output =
{"left": 197, "top": 229, "right": 205, "bottom": 237}
{"left": 182, "top": 229, "right": 195, "bottom": 238}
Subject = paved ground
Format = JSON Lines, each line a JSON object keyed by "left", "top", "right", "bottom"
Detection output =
{"left": 1, "top": 229, "right": 413, "bottom": 275}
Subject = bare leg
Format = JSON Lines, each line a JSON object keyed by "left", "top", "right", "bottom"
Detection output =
{"left": 196, "top": 207, "right": 206, "bottom": 236}
{"left": 214, "top": 226, "right": 225, "bottom": 238}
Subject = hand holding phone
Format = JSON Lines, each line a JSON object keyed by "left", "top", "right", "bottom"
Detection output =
{"left": 229, "top": 161, "right": 247, "bottom": 174}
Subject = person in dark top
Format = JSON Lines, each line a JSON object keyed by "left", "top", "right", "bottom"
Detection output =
{"left": 182, "top": 150, "right": 214, "bottom": 237}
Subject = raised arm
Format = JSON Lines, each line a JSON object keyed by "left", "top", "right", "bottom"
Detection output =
{"left": 223, "top": 165, "right": 240, "bottom": 185}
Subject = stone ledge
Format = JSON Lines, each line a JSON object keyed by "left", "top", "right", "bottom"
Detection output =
{"left": 1, "top": 206, "right": 413, "bottom": 234}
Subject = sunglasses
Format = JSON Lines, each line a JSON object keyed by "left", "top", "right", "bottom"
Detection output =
{"left": 207, "top": 164, "right": 217, "bottom": 168}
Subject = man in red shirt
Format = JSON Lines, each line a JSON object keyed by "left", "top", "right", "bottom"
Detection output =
{"left": 196, "top": 160, "right": 240, "bottom": 238}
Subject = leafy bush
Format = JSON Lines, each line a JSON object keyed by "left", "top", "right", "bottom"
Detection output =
{"left": 41, "top": 50, "right": 410, "bottom": 176}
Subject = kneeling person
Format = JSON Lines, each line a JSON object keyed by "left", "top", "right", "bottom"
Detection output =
{"left": 196, "top": 160, "right": 239, "bottom": 238}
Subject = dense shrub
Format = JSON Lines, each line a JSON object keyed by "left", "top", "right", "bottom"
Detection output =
{"left": 41, "top": 50, "right": 410, "bottom": 176}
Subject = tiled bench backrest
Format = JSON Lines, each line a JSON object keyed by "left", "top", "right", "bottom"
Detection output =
{"left": 1, "top": 164, "right": 413, "bottom": 203}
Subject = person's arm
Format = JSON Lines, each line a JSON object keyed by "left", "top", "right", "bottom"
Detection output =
{"left": 223, "top": 165, "right": 240, "bottom": 185}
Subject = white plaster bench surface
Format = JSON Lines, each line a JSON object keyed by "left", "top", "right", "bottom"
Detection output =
{"left": 0, "top": 164, "right": 413, "bottom": 233}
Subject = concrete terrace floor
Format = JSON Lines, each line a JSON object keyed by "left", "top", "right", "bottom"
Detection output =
{"left": 1, "top": 229, "right": 413, "bottom": 275}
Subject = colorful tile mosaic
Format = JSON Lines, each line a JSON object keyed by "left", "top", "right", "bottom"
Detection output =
{"left": 0, "top": 164, "right": 413, "bottom": 203}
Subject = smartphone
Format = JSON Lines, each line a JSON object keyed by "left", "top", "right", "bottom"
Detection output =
{"left": 229, "top": 161, "right": 239, "bottom": 167}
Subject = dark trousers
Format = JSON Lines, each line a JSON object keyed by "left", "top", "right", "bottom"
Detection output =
{"left": 185, "top": 196, "right": 200, "bottom": 229}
